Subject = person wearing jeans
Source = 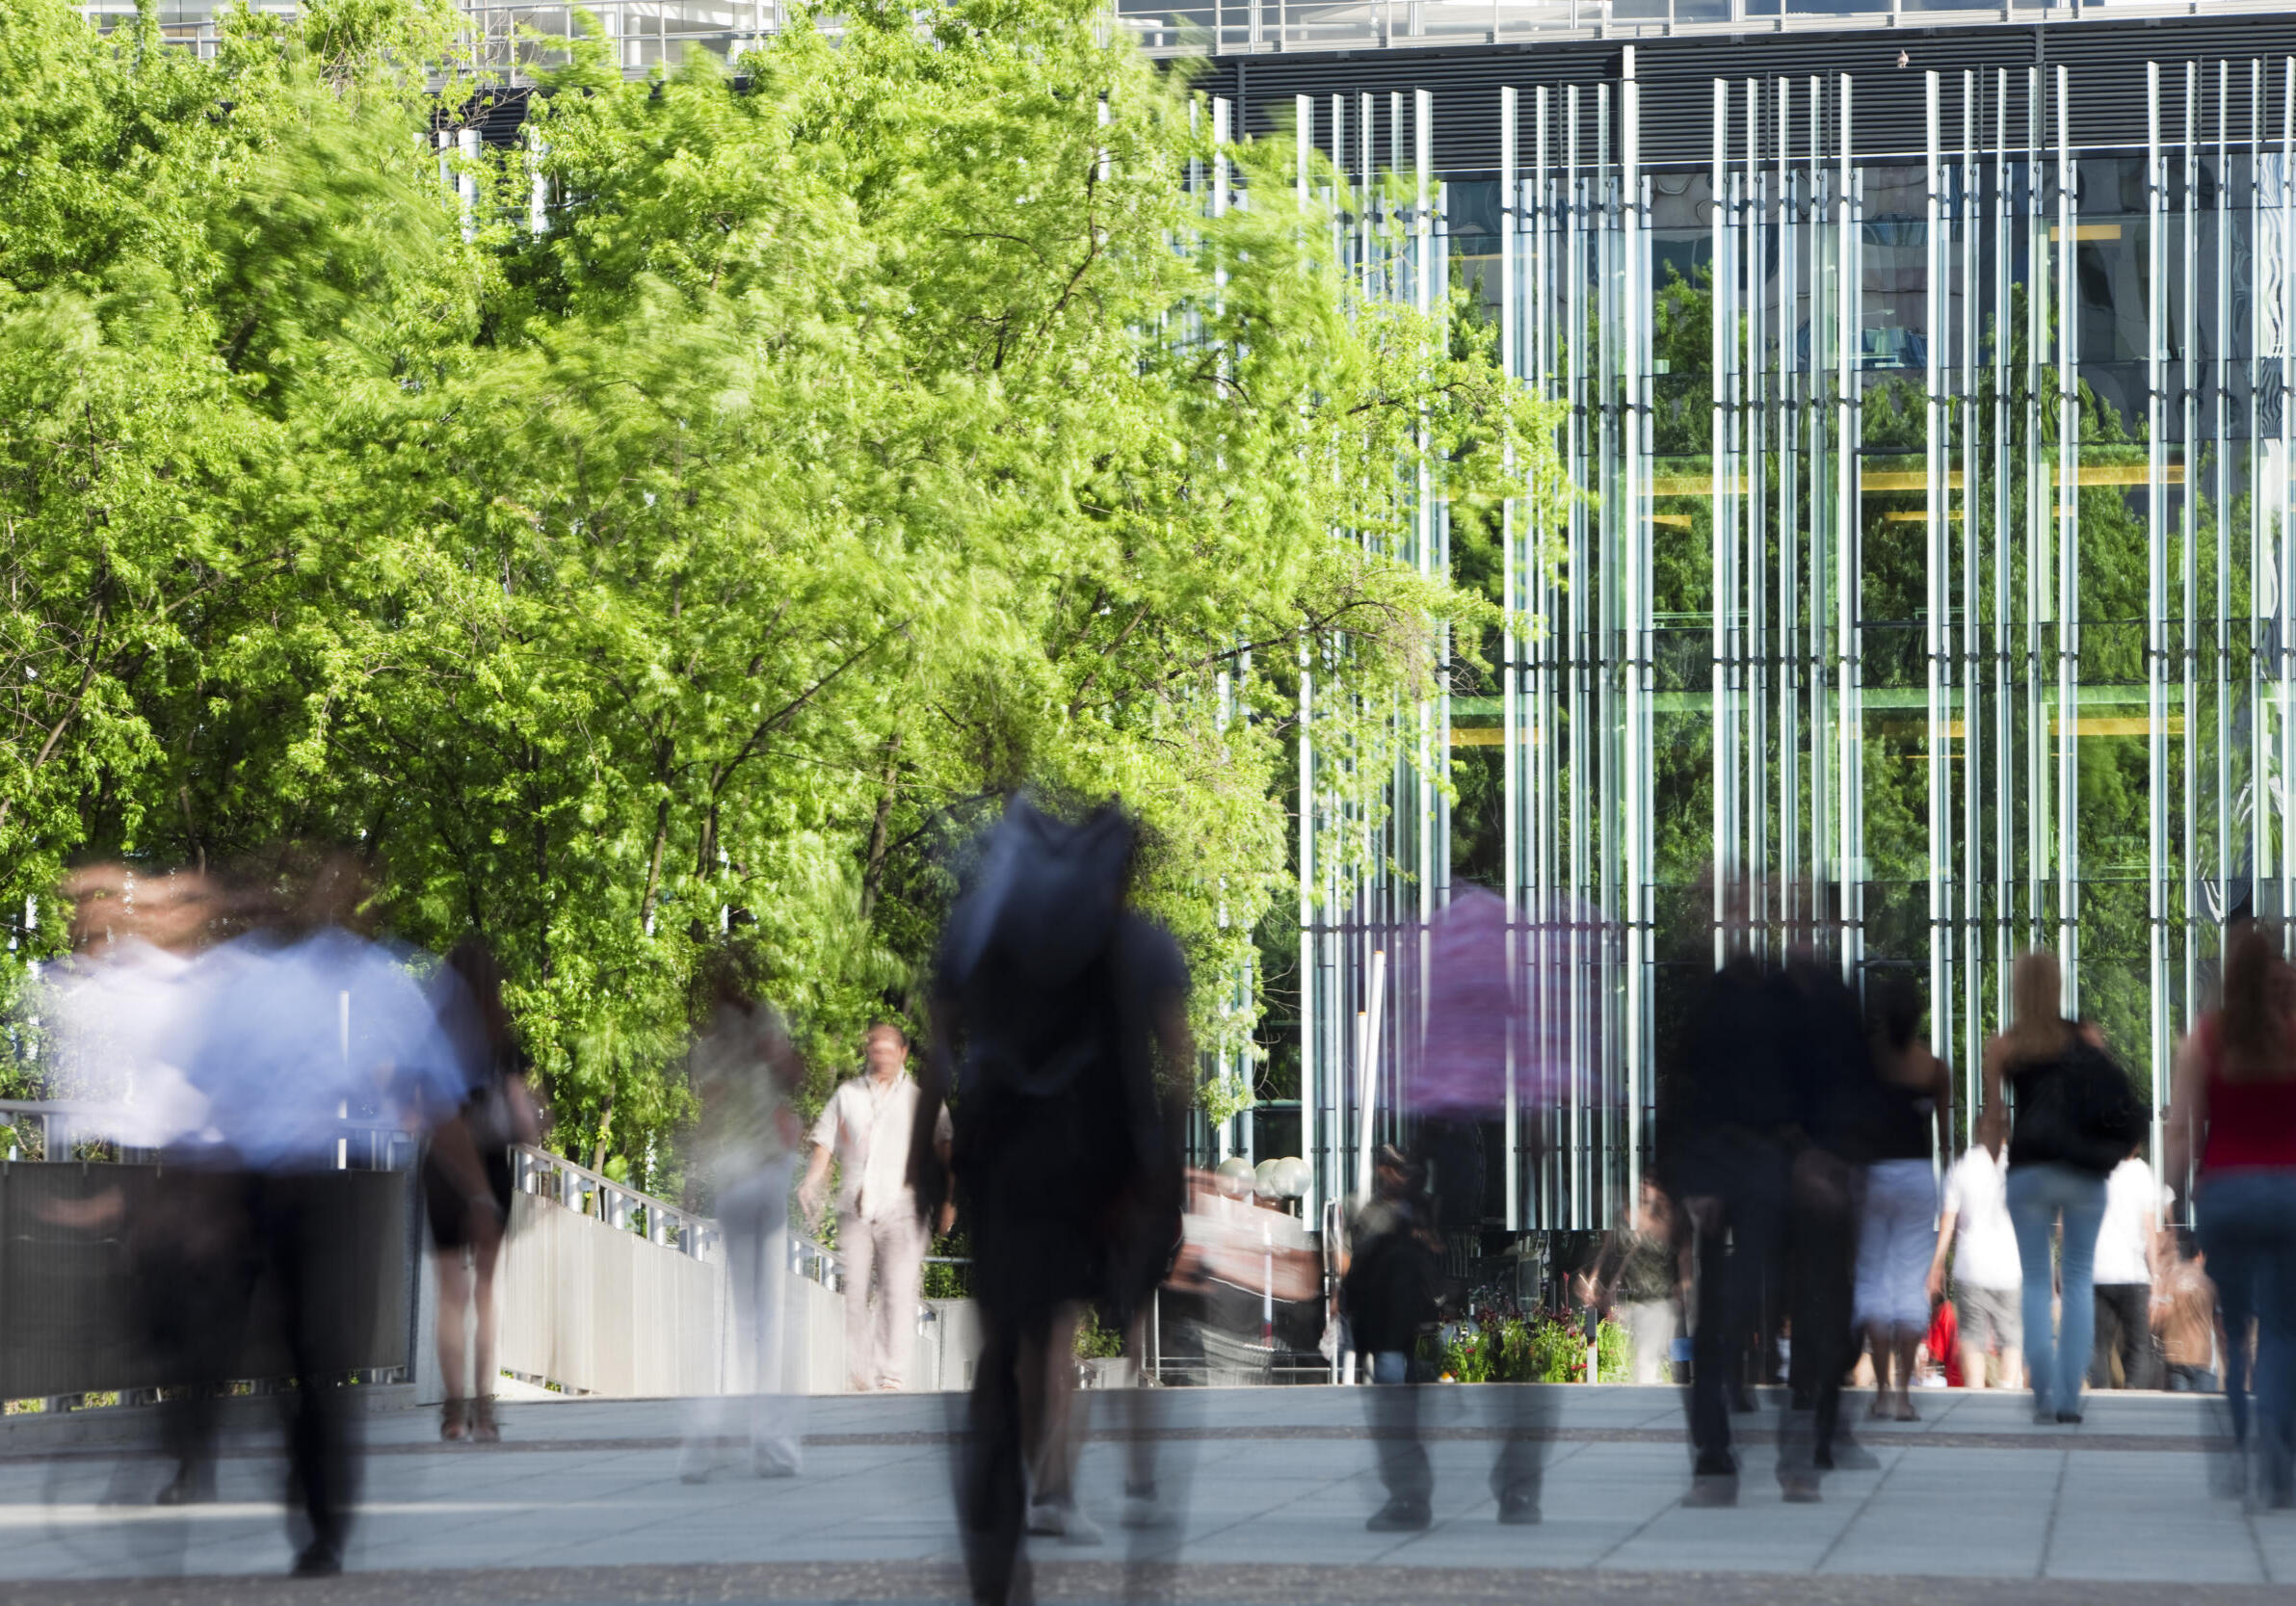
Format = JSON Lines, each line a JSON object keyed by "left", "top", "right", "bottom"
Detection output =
{"left": 2195, "top": 1172, "right": 2296, "bottom": 1492}
{"left": 2166, "top": 927, "right": 2296, "bottom": 1506}
{"left": 2006, "top": 1163, "right": 2107, "bottom": 1422}
{"left": 1985, "top": 950, "right": 2127, "bottom": 1426}
{"left": 1340, "top": 1147, "right": 1439, "bottom": 1531}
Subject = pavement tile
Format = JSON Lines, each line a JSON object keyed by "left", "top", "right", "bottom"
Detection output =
{"left": 0, "top": 1385, "right": 2269, "bottom": 1591}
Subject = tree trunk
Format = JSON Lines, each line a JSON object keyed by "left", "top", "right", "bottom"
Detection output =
{"left": 638, "top": 796, "right": 672, "bottom": 933}
{"left": 859, "top": 735, "right": 903, "bottom": 917}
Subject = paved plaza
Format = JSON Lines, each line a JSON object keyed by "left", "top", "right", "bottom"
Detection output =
{"left": 0, "top": 1384, "right": 2283, "bottom": 1603}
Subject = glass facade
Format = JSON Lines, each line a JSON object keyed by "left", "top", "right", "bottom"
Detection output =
{"left": 1266, "top": 54, "right": 2296, "bottom": 1237}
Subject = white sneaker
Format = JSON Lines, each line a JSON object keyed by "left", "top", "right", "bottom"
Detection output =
{"left": 1026, "top": 1501, "right": 1104, "bottom": 1544}
{"left": 751, "top": 1445, "right": 802, "bottom": 1479}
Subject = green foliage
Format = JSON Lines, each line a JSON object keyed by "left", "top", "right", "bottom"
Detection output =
{"left": 0, "top": 0, "right": 1558, "bottom": 1179}
{"left": 1072, "top": 1305, "right": 1123, "bottom": 1360}
{"left": 1424, "top": 1312, "right": 1627, "bottom": 1383}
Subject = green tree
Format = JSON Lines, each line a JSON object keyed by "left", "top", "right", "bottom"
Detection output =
{"left": 0, "top": 0, "right": 1561, "bottom": 1179}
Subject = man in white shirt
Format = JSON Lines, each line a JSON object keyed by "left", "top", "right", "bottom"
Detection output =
{"left": 1925, "top": 1105, "right": 2022, "bottom": 1389}
{"left": 2089, "top": 1146, "right": 2165, "bottom": 1390}
{"left": 799, "top": 1024, "right": 953, "bottom": 1392}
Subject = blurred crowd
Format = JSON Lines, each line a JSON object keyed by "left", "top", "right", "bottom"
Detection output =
{"left": 33, "top": 854, "right": 533, "bottom": 1575}
{"left": 16, "top": 828, "right": 2296, "bottom": 1600}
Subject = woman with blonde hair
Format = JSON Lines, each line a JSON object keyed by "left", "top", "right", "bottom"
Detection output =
{"left": 1983, "top": 950, "right": 2139, "bottom": 1425}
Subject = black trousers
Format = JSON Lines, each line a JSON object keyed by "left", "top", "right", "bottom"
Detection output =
{"left": 1681, "top": 1134, "right": 1791, "bottom": 1475}
{"left": 959, "top": 1301, "right": 1040, "bottom": 1606}
{"left": 1363, "top": 1361, "right": 1547, "bottom": 1514}
{"left": 2091, "top": 1282, "right": 2161, "bottom": 1391}
{"left": 247, "top": 1172, "right": 361, "bottom": 1557}
{"left": 131, "top": 1167, "right": 253, "bottom": 1486}
{"left": 1780, "top": 1147, "right": 1861, "bottom": 1480}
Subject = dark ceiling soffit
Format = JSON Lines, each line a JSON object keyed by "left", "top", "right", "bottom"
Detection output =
{"left": 1184, "top": 17, "right": 2296, "bottom": 169}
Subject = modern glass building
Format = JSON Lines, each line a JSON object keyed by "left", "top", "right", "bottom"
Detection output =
{"left": 1168, "top": 8, "right": 2296, "bottom": 1243}
{"left": 82, "top": 0, "right": 2296, "bottom": 1245}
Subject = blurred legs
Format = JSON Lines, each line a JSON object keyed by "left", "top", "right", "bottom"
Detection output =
{"left": 1782, "top": 1146, "right": 1858, "bottom": 1488}
{"left": 253, "top": 1172, "right": 357, "bottom": 1573}
{"left": 435, "top": 1251, "right": 473, "bottom": 1409}
{"left": 1363, "top": 1355, "right": 1430, "bottom": 1529}
{"left": 685, "top": 1162, "right": 802, "bottom": 1481}
{"left": 961, "top": 1307, "right": 1036, "bottom": 1606}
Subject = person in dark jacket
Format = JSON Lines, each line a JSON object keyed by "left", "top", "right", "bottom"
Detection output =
{"left": 1341, "top": 1145, "right": 1442, "bottom": 1530}
{"left": 914, "top": 800, "right": 1189, "bottom": 1606}
{"left": 1669, "top": 949, "right": 1794, "bottom": 1506}
{"left": 1774, "top": 949, "right": 1880, "bottom": 1498}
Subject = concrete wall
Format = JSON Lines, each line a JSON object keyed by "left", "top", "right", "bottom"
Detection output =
{"left": 491, "top": 1191, "right": 726, "bottom": 1399}
{"left": 421, "top": 1187, "right": 980, "bottom": 1402}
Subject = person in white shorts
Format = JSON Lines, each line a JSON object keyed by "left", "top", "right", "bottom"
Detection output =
{"left": 1855, "top": 979, "right": 1951, "bottom": 1421}
{"left": 1926, "top": 1104, "right": 2023, "bottom": 1389}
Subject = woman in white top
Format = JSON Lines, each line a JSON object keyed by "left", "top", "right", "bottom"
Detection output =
{"left": 2087, "top": 1147, "right": 2164, "bottom": 1390}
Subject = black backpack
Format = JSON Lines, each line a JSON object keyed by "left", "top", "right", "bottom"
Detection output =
{"left": 2014, "top": 1035, "right": 2145, "bottom": 1176}
{"left": 939, "top": 795, "right": 1135, "bottom": 1101}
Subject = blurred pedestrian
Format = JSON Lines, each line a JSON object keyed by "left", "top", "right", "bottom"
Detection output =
{"left": 1341, "top": 1145, "right": 1441, "bottom": 1529}
{"left": 1984, "top": 950, "right": 2143, "bottom": 1427}
{"left": 2151, "top": 1227, "right": 2220, "bottom": 1395}
{"left": 680, "top": 971, "right": 807, "bottom": 1482}
{"left": 2165, "top": 925, "right": 2296, "bottom": 1502}
{"left": 920, "top": 797, "right": 1189, "bottom": 1606}
{"left": 1669, "top": 947, "right": 1792, "bottom": 1506}
{"left": 40, "top": 867, "right": 239, "bottom": 1506}
{"left": 798, "top": 1023, "right": 952, "bottom": 1393}
{"left": 1856, "top": 977, "right": 1949, "bottom": 1422}
{"left": 2089, "top": 1144, "right": 2165, "bottom": 1391}
{"left": 1577, "top": 1177, "right": 1682, "bottom": 1387}
{"left": 423, "top": 938, "right": 540, "bottom": 1443}
{"left": 181, "top": 856, "right": 477, "bottom": 1576}
{"left": 1773, "top": 946, "right": 1875, "bottom": 1497}
{"left": 1925, "top": 1104, "right": 2023, "bottom": 1390}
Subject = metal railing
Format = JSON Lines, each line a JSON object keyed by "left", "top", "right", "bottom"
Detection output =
{"left": 511, "top": 1142, "right": 720, "bottom": 1260}
{"left": 785, "top": 1228, "right": 970, "bottom": 1293}
{"left": 0, "top": 1097, "right": 417, "bottom": 1171}
{"left": 81, "top": 0, "right": 2296, "bottom": 80}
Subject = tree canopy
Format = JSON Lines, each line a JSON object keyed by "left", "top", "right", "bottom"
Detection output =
{"left": 0, "top": 0, "right": 1555, "bottom": 1187}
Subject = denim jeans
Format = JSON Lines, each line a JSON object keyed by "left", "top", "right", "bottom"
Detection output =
{"left": 2197, "top": 1169, "right": 2296, "bottom": 1499}
{"left": 2007, "top": 1163, "right": 2107, "bottom": 1419}
{"left": 1363, "top": 1350, "right": 1429, "bottom": 1510}
{"left": 1360, "top": 1350, "right": 1544, "bottom": 1514}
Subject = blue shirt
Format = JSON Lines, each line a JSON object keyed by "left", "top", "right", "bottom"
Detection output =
{"left": 183, "top": 927, "right": 465, "bottom": 1172}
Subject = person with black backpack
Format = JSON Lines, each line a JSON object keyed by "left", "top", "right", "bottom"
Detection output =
{"left": 912, "top": 797, "right": 1190, "bottom": 1606}
{"left": 1983, "top": 949, "right": 2145, "bottom": 1427}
